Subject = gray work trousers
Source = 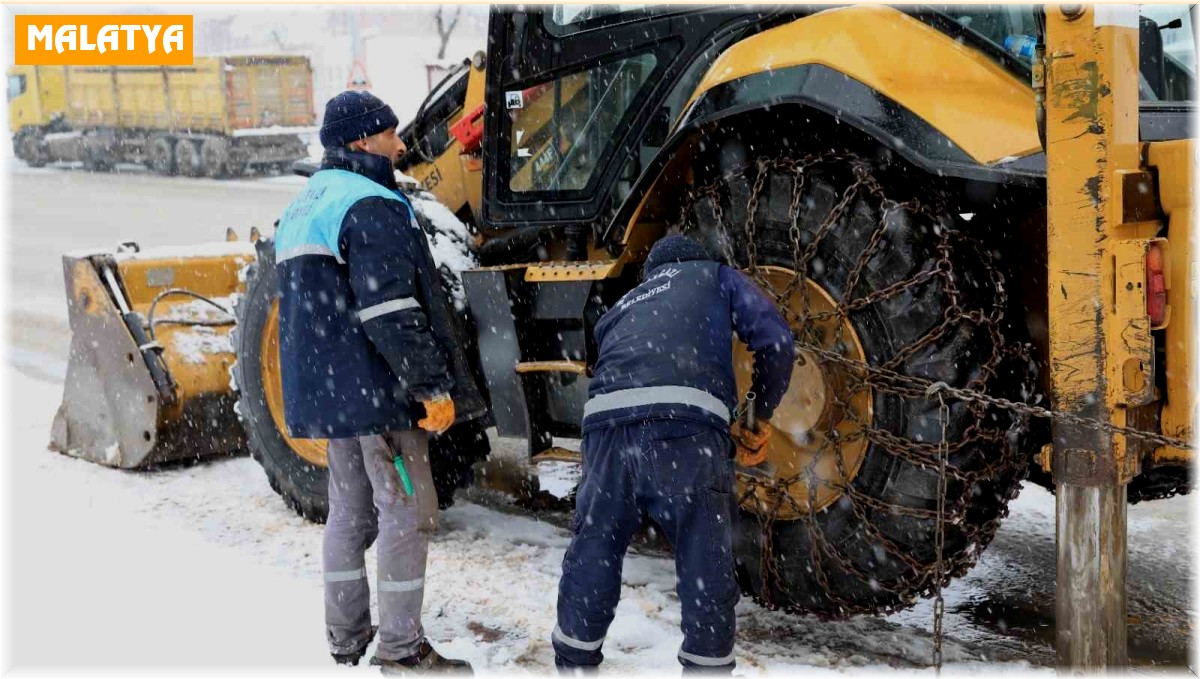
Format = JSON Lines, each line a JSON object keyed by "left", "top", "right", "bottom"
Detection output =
{"left": 324, "top": 430, "right": 437, "bottom": 661}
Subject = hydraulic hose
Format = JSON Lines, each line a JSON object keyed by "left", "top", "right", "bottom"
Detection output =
{"left": 1033, "top": 7, "right": 1048, "bottom": 152}
{"left": 146, "top": 288, "right": 236, "bottom": 342}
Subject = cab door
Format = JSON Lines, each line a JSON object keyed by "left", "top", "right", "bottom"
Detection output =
{"left": 8, "top": 65, "right": 39, "bottom": 132}
{"left": 480, "top": 7, "right": 776, "bottom": 251}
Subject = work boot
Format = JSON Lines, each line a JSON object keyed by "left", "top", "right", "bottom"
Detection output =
{"left": 332, "top": 625, "right": 377, "bottom": 667}
{"left": 371, "top": 639, "right": 473, "bottom": 675}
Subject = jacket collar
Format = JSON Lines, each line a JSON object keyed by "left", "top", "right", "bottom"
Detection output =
{"left": 320, "top": 147, "right": 398, "bottom": 190}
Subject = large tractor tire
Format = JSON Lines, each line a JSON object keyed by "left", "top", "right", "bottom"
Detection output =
{"left": 684, "top": 153, "right": 1034, "bottom": 617}
{"left": 232, "top": 240, "right": 328, "bottom": 522}
{"left": 233, "top": 197, "right": 489, "bottom": 522}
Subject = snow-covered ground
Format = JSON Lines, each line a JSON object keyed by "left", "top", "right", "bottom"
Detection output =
{"left": 7, "top": 361, "right": 1045, "bottom": 674}
{"left": 9, "top": 344, "right": 1195, "bottom": 674}
{"left": 5, "top": 162, "right": 1195, "bottom": 675}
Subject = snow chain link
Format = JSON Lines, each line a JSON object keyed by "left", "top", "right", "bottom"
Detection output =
{"left": 933, "top": 387, "right": 948, "bottom": 672}
{"left": 671, "top": 153, "right": 1193, "bottom": 667}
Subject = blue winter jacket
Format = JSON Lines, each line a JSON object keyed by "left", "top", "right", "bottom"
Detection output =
{"left": 275, "top": 148, "right": 456, "bottom": 439}
{"left": 583, "top": 259, "right": 796, "bottom": 431}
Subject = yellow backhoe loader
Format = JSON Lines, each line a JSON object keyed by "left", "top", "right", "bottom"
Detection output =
{"left": 50, "top": 5, "right": 1194, "bottom": 636}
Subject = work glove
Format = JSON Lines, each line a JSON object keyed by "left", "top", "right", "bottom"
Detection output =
{"left": 418, "top": 395, "right": 455, "bottom": 434}
{"left": 732, "top": 420, "right": 773, "bottom": 467}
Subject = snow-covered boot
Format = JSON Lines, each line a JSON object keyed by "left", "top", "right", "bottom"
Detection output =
{"left": 332, "top": 625, "right": 376, "bottom": 667}
{"left": 371, "top": 639, "right": 472, "bottom": 675}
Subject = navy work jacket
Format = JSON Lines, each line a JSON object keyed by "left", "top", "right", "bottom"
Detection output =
{"left": 275, "top": 148, "right": 465, "bottom": 438}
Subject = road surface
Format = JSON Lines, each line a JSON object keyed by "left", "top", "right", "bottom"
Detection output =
{"left": 6, "top": 164, "right": 1195, "bottom": 672}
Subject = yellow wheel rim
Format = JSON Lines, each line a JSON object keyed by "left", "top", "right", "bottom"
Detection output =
{"left": 262, "top": 301, "right": 329, "bottom": 467}
{"left": 733, "top": 266, "right": 872, "bottom": 519}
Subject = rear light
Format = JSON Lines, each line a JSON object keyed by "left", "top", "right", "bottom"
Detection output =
{"left": 1146, "top": 242, "right": 1168, "bottom": 327}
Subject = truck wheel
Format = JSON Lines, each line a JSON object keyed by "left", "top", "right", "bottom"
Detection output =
{"left": 15, "top": 130, "right": 47, "bottom": 167}
{"left": 175, "top": 139, "right": 203, "bottom": 177}
{"left": 81, "top": 154, "right": 112, "bottom": 173}
{"left": 234, "top": 240, "right": 489, "bottom": 522}
{"left": 684, "top": 154, "right": 1034, "bottom": 617}
{"left": 81, "top": 139, "right": 114, "bottom": 173}
{"left": 225, "top": 161, "right": 249, "bottom": 178}
{"left": 200, "top": 138, "right": 231, "bottom": 178}
{"left": 148, "top": 136, "right": 176, "bottom": 175}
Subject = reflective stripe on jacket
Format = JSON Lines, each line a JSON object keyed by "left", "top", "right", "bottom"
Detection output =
{"left": 585, "top": 260, "right": 795, "bottom": 431}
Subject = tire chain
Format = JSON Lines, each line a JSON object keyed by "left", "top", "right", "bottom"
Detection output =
{"left": 672, "top": 152, "right": 1193, "bottom": 665}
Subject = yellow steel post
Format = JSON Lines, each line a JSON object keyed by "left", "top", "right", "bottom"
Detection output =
{"left": 1044, "top": 5, "right": 1143, "bottom": 670}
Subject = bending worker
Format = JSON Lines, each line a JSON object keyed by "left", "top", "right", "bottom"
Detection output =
{"left": 275, "top": 90, "right": 472, "bottom": 674}
{"left": 553, "top": 234, "right": 796, "bottom": 672}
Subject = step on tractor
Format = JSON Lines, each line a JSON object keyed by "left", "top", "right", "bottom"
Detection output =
{"left": 52, "top": 5, "right": 1194, "bottom": 620}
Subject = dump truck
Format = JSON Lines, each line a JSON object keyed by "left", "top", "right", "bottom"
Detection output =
{"left": 8, "top": 55, "right": 314, "bottom": 176}
{"left": 51, "top": 5, "right": 1194, "bottom": 626}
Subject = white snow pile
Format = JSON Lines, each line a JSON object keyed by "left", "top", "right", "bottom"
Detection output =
{"left": 535, "top": 460, "right": 582, "bottom": 499}
{"left": 231, "top": 125, "right": 319, "bottom": 138}
{"left": 103, "top": 441, "right": 122, "bottom": 466}
{"left": 409, "top": 190, "right": 477, "bottom": 310}
{"left": 110, "top": 241, "right": 258, "bottom": 261}
{"left": 153, "top": 295, "right": 238, "bottom": 324}
{"left": 171, "top": 326, "right": 235, "bottom": 364}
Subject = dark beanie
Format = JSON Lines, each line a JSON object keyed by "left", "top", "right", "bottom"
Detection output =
{"left": 644, "top": 234, "right": 713, "bottom": 273}
{"left": 319, "top": 90, "right": 400, "bottom": 148}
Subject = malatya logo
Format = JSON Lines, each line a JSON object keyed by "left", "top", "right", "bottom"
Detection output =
{"left": 15, "top": 15, "right": 193, "bottom": 66}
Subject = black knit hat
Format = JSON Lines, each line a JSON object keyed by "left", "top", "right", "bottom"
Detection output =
{"left": 319, "top": 90, "right": 400, "bottom": 148}
{"left": 644, "top": 234, "right": 713, "bottom": 273}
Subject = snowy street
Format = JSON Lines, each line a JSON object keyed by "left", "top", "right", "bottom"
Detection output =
{"left": 7, "top": 166, "right": 1195, "bottom": 673}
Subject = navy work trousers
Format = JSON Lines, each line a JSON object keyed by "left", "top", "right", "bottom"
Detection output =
{"left": 553, "top": 418, "right": 738, "bottom": 672}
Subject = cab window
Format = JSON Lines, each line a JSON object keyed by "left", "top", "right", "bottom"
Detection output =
{"left": 7, "top": 74, "right": 26, "bottom": 102}
{"left": 545, "top": 5, "right": 653, "bottom": 36}
{"left": 943, "top": 6, "right": 1039, "bottom": 65}
{"left": 1140, "top": 4, "right": 1196, "bottom": 101}
{"left": 942, "top": 5, "right": 1195, "bottom": 102}
{"left": 506, "top": 52, "right": 657, "bottom": 194}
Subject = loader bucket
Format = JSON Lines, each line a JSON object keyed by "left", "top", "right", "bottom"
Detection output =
{"left": 50, "top": 243, "right": 257, "bottom": 469}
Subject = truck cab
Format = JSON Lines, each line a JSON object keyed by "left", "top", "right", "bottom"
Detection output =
{"left": 8, "top": 65, "right": 65, "bottom": 134}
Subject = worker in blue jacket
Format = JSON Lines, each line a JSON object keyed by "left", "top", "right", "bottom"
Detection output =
{"left": 552, "top": 234, "right": 796, "bottom": 673}
{"left": 275, "top": 90, "right": 479, "bottom": 674}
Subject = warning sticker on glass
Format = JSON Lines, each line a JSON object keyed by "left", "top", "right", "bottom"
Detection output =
{"left": 505, "top": 90, "right": 524, "bottom": 109}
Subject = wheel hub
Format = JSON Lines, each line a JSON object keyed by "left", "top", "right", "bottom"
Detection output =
{"left": 262, "top": 302, "right": 329, "bottom": 467}
{"left": 733, "top": 266, "right": 872, "bottom": 519}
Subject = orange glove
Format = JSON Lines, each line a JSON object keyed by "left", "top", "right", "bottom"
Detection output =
{"left": 418, "top": 395, "right": 455, "bottom": 434}
{"left": 733, "top": 421, "right": 773, "bottom": 467}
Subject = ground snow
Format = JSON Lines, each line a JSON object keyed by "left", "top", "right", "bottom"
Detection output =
{"left": 535, "top": 461, "right": 581, "bottom": 500}
{"left": 7, "top": 359, "right": 1191, "bottom": 673}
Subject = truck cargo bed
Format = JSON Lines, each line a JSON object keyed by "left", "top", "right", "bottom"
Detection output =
{"left": 60, "top": 56, "right": 313, "bottom": 135}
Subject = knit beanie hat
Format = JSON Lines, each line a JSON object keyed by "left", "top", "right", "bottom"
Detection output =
{"left": 644, "top": 234, "right": 713, "bottom": 273}
{"left": 319, "top": 90, "right": 400, "bottom": 148}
